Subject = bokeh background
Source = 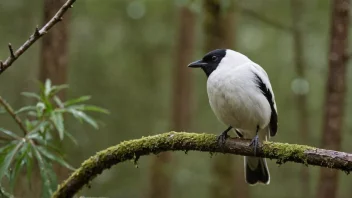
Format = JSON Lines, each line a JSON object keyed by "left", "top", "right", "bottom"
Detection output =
{"left": 0, "top": 0, "right": 351, "bottom": 198}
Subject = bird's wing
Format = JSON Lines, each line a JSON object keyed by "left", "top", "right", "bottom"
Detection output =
{"left": 251, "top": 63, "right": 278, "bottom": 137}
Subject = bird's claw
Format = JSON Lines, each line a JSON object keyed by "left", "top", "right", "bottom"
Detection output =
{"left": 216, "top": 132, "right": 229, "bottom": 147}
{"left": 249, "top": 135, "right": 259, "bottom": 156}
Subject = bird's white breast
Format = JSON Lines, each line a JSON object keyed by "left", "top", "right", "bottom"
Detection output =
{"left": 207, "top": 64, "right": 271, "bottom": 136}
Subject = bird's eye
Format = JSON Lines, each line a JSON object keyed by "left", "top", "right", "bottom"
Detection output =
{"left": 212, "top": 56, "right": 218, "bottom": 61}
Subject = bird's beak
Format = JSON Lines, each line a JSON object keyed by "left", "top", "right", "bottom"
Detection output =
{"left": 188, "top": 60, "right": 206, "bottom": 68}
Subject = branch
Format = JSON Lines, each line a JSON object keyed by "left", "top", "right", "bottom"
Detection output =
{"left": 53, "top": 132, "right": 352, "bottom": 198}
{"left": 0, "top": 0, "right": 76, "bottom": 75}
{"left": 0, "top": 96, "right": 29, "bottom": 136}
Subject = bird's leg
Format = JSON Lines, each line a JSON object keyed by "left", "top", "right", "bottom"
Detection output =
{"left": 235, "top": 129, "right": 243, "bottom": 138}
{"left": 217, "top": 126, "right": 232, "bottom": 146}
{"left": 249, "top": 125, "right": 260, "bottom": 156}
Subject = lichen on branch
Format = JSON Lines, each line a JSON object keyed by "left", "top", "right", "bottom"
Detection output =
{"left": 52, "top": 132, "right": 352, "bottom": 198}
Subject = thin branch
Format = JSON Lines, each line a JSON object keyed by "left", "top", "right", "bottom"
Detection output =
{"left": 0, "top": 0, "right": 77, "bottom": 75}
{"left": 8, "top": 43, "right": 15, "bottom": 59}
{"left": 0, "top": 96, "right": 29, "bottom": 135}
{"left": 53, "top": 132, "right": 352, "bottom": 198}
{"left": 239, "top": 7, "right": 293, "bottom": 33}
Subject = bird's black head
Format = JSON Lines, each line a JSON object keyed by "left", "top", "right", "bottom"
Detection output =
{"left": 188, "top": 49, "right": 226, "bottom": 77}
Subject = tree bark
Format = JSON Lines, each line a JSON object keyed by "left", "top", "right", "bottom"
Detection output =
{"left": 53, "top": 132, "right": 352, "bottom": 198}
{"left": 317, "top": 1, "right": 350, "bottom": 198}
{"left": 290, "top": 0, "right": 310, "bottom": 197}
{"left": 39, "top": 0, "right": 70, "bottom": 99}
{"left": 203, "top": 1, "right": 242, "bottom": 197}
{"left": 148, "top": 7, "right": 195, "bottom": 198}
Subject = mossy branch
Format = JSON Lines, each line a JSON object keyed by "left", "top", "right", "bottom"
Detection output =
{"left": 52, "top": 132, "right": 352, "bottom": 198}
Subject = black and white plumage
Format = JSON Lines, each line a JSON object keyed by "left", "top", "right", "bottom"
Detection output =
{"left": 188, "top": 49, "right": 278, "bottom": 185}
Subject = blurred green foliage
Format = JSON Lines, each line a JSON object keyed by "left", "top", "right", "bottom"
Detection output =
{"left": 0, "top": 0, "right": 351, "bottom": 198}
{"left": 0, "top": 79, "right": 108, "bottom": 197}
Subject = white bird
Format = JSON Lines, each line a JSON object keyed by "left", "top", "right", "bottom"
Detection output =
{"left": 188, "top": 49, "right": 278, "bottom": 185}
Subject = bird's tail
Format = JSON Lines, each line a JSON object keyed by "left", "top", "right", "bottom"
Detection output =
{"left": 244, "top": 156, "right": 270, "bottom": 185}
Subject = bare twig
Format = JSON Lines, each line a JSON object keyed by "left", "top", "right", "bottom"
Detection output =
{"left": 8, "top": 43, "right": 15, "bottom": 59}
{"left": 240, "top": 7, "right": 293, "bottom": 33}
{"left": 53, "top": 132, "right": 352, "bottom": 198}
{"left": 0, "top": 96, "right": 29, "bottom": 135}
{"left": 0, "top": 0, "right": 77, "bottom": 75}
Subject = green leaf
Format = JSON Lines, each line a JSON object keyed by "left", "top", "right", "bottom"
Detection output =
{"left": 0, "top": 185, "right": 13, "bottom": 198}
{"left": 63, "top": 95, "right": 91, "bottom": 106}
{"left": 50, "top": 113, "right": 64, "bottom": 140}
{"left": 27, "top": 111, "right": 37, "bottom": 117}
{"left": 49, "top": 85, "right": 69, "bottom": 97}
{"left": 64, "top": 130, "right": 78, "bottom": 146}
{"left": 68, "top": 109, "right": 98, "bottom": 129}
{"left": 53, "top": 96, "right": 64, "bottom": 108}
{"left": 0, "top": 128, "right": 20, "bottom": 139}
{"left": 21, "top": 92, "right": 40, "bottom": 100}
{"left": 0, "top": 141, "right": 17, "bottom": 154}
{"left": 0, "top": 140, "right": 24, "bottom": 181}
{"left": 28, "top": 121, "right": 49, "bottom": 134}
{"left": 31, "top": 144, "right": 57, "bottom": 197}
{"left": 15, "top": 106, "right": 37, "bottom": 114}
{"left": 44, "top": 79, "right": 52, "bottom": 97}
{"left": 28, "top": 135, "right": 62, "bottom": 155}
{"left": 37, "top": 146, "right": 75, "bottom": 171}
{"left": 0, "top": 143, "right": 16, "bottom": 171}
{"left": 25, "top": 146, "right": 33, "bottom": 188}
{"left": 72, "top": 105, "right": 110, "bottom": 114}
{"left": 10, "top": 144, "right": 29, "bottom": 191}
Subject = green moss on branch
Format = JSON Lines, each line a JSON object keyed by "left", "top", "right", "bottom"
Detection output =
{"left": 52, "top": 132, "right": 352, "bottom": 198}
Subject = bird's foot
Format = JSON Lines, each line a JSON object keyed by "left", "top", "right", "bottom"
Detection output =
{"left": 216, "top": 126, "right": 232, "bottom": 147}
{"left": 216, "top": 132, "right": 229, "bottom": 146}
{"left": 249, "top": 135, "right": 259, "bottom": 156}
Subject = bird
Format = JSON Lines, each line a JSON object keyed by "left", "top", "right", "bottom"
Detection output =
{"left": 188, "top": 49, "right": 278, "bottom": 185}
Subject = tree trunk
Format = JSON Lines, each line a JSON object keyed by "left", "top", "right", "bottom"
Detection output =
{"left": 40, "top": 0, "right": 70, "bottom": 179}
{"left": 203, "top": 1, "right": 245, "bottom": 198}
{"left": 39, "top": 0, "right": 70, "bottom": 99}
{"left": 317, "top": 1, "right": 350, "bottom": 198}
{"left": 290, "top": 0, "right": 310, "bottom": 197}
{"left": 148, "top": 7, "right": 196, "bottom": 198}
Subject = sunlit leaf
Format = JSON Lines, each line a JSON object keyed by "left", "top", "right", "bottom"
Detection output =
{"left": 0, "top": 140, "right": 24, "bottom": 181}
{"left": 37, "top": 146, "right": 75, "bottom": 171}
{"left": 50, "top": 113, "right": 64, "bottom": 140}
{"left": 63, "top": 95, "right": 91, "bottom": 107}
{"left": 72, "top": 105, "right": 110, "bottom": 114}
{"left": 15, "top": 106, "right": 37, "bottom": 115}
{"left": 49, "top": 85, "right": 69, "bottom": 98}
{"left": 27, "top": 111, "right": 37, "bottom": 117}
{"left": 36, "top": 102, "right": 46, "bottom": 117}
{"left": 0, "top": 128, "right": 20, "bottom": 139}
{"left": 53, "top": 96, "right": 64, "bottom": 108}
{"left": 67, "top": 109, "right": 98, "bottom": 129}
{"left": 44, "top": 79, "right": 52, "bottom": 97}
{"left": 21, "top": 92, "right": 40, "bottom": 100}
